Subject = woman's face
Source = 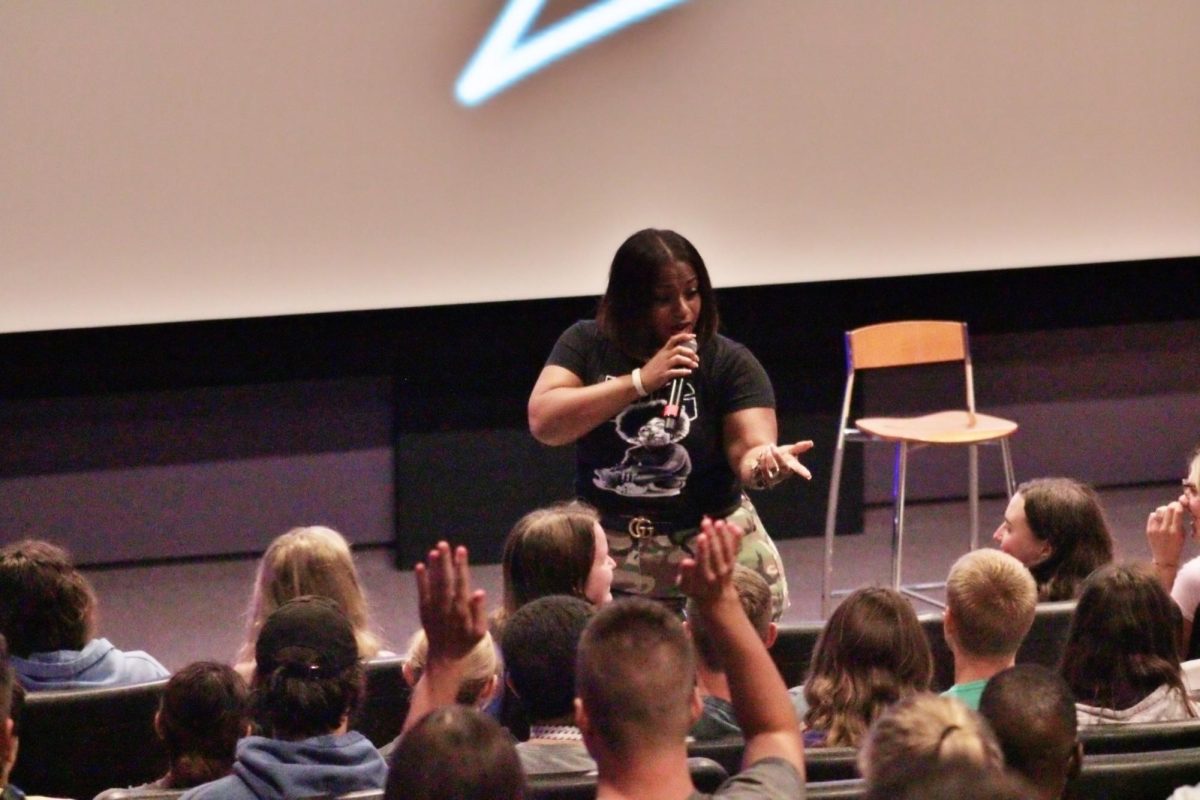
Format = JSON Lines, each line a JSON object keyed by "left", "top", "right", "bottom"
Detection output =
{"left": 649, "top": 261, "right": 701, "bottom": 346}
{"left": 993, "top": 493, "right": 1052, "bottom": 567}
{"left": 584, "top": 521, "right": 616, "bottom": 606}
{"left": 1183, "top": 456, "right": 1200, "bottom": 532}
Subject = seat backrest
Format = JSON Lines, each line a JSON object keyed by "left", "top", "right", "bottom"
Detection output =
{"left": 845, "top": 321, "right": 967, "bottom": 372}
{"left": 11, "top": 679, "right": 169, "bottom": 800}
{"left": 922, "top": 599, "right": 1077, "bottom": 693}
{"left": 806, "top": 778, "right": 868, "bottom": 800}
{"left": 769, "top": 621, "right": 824, "bottom": 687}
{"left": 95, "top": 790, "right": 185, "bottom": 800}
{"left": 1074, "top": 746, "right": 1200, "bottom": 800}
{"left": 526, "top": 757, "right": 727, "bottom": 800}
{"left": 349, "top": 655, "right": 411, "bottom": 747}
{"left": 1081, "top": 719, "right": 1200, "bottom": 755}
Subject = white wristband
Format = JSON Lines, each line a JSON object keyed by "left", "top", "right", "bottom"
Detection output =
{"left": 631, "top": 368, "right": 648, "bottom": 397}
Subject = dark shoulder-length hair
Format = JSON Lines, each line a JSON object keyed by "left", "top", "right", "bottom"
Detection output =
{"left": 499, "top": 500, "right": 600, "bottom": 618}
{"left": 1021, "top": 477, "right": 1114, "bottom": 601}
{"left": 595, "top": 228, "right": 719, "bottom": 360}
{"left": 1060, "top": 563, "right": 1193, "bottom": 715}
{"left": 804, "top": 587, "right": 934, "bottom": 747}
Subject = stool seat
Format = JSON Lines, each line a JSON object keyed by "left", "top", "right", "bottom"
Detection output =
{"left": 856, "top": 411, "right": 1017, "bottom": 445}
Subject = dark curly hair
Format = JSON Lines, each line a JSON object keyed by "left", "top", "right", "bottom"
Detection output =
{"left": 0, "top": 540, "right": 96, "bottom": 656}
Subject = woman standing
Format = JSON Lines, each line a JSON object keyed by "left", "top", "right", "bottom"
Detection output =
{"left": 528, "top": 228, "right": 811, "bottom": 615}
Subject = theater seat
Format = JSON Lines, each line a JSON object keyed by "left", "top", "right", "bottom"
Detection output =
{"left": 11, "top": 679, "right": 168, "bottom": 800}
{"left": 526, "top": 757, "right": 727, "bottom": 800}
{"left": 1074, "top": 746, "right": 1200, "bottom": 800}
{"left": 805, "top": 778, "right": 867, "bottom": 799}
{"left": 349, "top": 655, "right": 411, "bottom": 747}
{"left": 1081, "top": 719, "right": 1200, "bottom": 755}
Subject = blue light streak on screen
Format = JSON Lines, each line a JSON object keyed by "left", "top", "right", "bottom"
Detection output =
{"left": 455, "top": 0, "right": 690, "bottom": 107}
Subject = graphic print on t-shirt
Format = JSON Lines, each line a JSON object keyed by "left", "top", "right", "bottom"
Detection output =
{"left": 592, "top": 382, "right": 696, "bottom": 497}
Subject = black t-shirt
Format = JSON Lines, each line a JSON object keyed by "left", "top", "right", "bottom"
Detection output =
{"left": 546, "top": 320, "right": 774, "bottom": 528}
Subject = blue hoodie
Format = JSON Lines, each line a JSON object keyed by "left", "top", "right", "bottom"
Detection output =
{"left": 12, "top": 638, "right": 169, "bottom": 691}
{"left": 181, "top": 732, "right": 386, "bottom": 800}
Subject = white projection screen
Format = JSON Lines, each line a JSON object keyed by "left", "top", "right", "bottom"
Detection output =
{"left": 2, "top": 1, "right": 1198, "bottom": 335}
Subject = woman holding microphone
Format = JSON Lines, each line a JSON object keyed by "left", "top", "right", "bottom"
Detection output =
{"left": 528, "top": 228, "right": 811, "bottom": 616}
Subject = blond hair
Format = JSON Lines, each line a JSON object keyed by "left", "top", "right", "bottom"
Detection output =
{"left": 946, "top": 549, "right": 1036, "bottom": 658}
{"left": 404, "top": 629, "right": 499, "bottom": 707}
{"left": 859, "top": 693, "right": 1003, "bottom": 787}
{"left": 236, "top": 526, "right": 382, "bottom": 667}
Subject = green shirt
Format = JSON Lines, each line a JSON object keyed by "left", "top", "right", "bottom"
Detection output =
{"left": 941, "top": 678, "right": 989, "bottom": 710}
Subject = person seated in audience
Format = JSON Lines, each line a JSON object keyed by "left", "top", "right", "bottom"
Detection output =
{"left": 106, "top": 662, "right": 252, "bottom": 794}
{"left": 942, "top": 549, "right": 1037, "bottom": 710}
{"left": 801, "top": 586, "right": 933, "bottom": 747}
{"left": 401, "top": 629, "right": 498, "bottom": 710}
{"left": 979, "top": 664, "right": 1082, "bottom": 800}
{"left": 1145, "top": 442, "right": 1200, "bottom": 651}
{"left": 0, "top": 540, "right": 169, "bottom": 690}
{"left": 865, "top": 759, "right": 1036, "bottom": 800}
{"left": 0, "top": 634, "right": 33, "bottom": 800}
{"left": 493, "top": 500, "right": 615, "bottom": 630}
{"left": 181, "top": 596, "right": 386, "bottom": 800}
{"left": 1061, "top": 563, "right": 1199, "bottom": 724}
{"left": 687, "top": 565, "right": 790, "bottom": 740}
{"left": 993, "top": 477, "right": 1114, "bottom": 601}
{"left": 499, "top": 595, "right": 595, "bottom": 775}
{"left": 385, "top": 705, "right": 523, "bottom": 800}
{"left": 577, "top": 519, "right": 804, "bottom": 798}
{"left": 858, "top": 692, "right": 1004, "bottom": 794}
{"left": 234, "top": 526, "right": 389, "bottom": 680}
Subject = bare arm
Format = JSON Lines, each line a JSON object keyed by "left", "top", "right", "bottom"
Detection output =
{"left": 723, "top": 407, "right": 813, "bottom": 489}
{"left": 527, "top": 333, "right": 700, "bottom": 446}
{"left": 402, "top": 542, "right": 488, "bottom": 734}
{"left": 678, "top": 519, "right": 804, "bottom": 776}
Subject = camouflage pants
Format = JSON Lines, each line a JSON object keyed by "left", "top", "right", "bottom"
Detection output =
{"left": 604, "top": 496, "right": 790, "bottom": 620}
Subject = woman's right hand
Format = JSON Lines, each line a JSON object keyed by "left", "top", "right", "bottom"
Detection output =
{"left": 1147, "top": 500, "right": 1187, "bottom": 577}
{"left": 639, "top": 333, "right": 700, "bottom": 394}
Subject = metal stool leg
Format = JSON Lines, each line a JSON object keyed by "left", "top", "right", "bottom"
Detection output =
{"left": 969, "top": 444, "right": 980, "bottom": 550}
{"left": 891, "top": 441, "right": 909, "bottom": 591}
{"left": 822, "top": 435, "right": 848, "bottom": 619}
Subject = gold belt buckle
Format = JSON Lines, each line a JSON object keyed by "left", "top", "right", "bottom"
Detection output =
{"left": 628, "top": 516, "right": 655, "bottom": 539}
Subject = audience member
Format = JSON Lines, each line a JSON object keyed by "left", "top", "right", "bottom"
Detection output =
{"left": 865, "top": 759, "right": 1036, "bottom": 800}
{"left": 117, "top": 662, "right": 252, "bottom": 793}
{"left": 401, "top": 628, "right": 498, "bottom": 709}
{"left": 979, "top": 664, "right": 1081, "bottom": 800}
{"left": 1062, "top": 563, "right": 1198, "bottom": 724}
{"left": 235, "top": 526, "right": 387, "bottom": 679}
{"left": 0, "top": 540, "right": 169, "bottom": 690}
{"left": 0, "top": 634, "right": 32, "bottom": 800}
{"left": 385, "top": 705, "right": 523, "bottom": 800}
{"left": 993, "top": 477, "right": 1114, "bottom": 601}
{"left": 858, "top": 692, "right": 1003, "bottom": 792}
{"left": 942, "top": 549, "right": 1037, "bottom": 709}
{"left": 688, "top": 565, "right": 790, "bottom": 740}
{"left": 500, "top": 595, "right": 595, "bottom": 775}
{"left": 801, "top": 586, "right": 933, "bottom": 747}
{"left": 576, "top": 518, "right": 804, "bottom": 798}
{"left": 495, "top": 500, "right": 614, "bottom": 628}
{"left": 1146, "top": 442, "right": 1200, "bottom": 650}
{"left": 181, "top": 596, "right": 386, "bottom": 800}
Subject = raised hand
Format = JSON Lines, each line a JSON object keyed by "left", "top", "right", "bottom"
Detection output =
{"left": 677, "top": 517, "right": 744, "bottom": 607}
{"left": 415, "top": 541, "right": 487, "bottom": 663}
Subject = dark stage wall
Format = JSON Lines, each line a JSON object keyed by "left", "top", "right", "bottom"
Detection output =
{"left": 1, "top": 258, "right": 1196, "bottom": 565}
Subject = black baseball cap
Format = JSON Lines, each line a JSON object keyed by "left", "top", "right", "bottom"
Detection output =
{"left": 255, "top": 595, "right": 358, "bottom": 677}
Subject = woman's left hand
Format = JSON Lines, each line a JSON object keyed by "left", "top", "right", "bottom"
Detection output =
{"left": 750, "top": 441, "right": 814, "bottom": 488}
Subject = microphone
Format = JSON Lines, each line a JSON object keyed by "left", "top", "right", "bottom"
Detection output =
{"left": 662, "top": 338, "right": 697, "bottom": 434}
